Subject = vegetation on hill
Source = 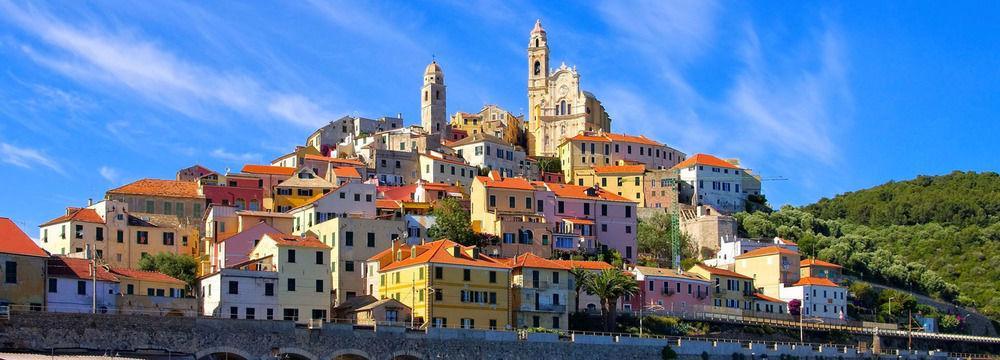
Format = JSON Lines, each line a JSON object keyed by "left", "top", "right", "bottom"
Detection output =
{"left": 137, "top": 252, "right": 198, "bottom": 289}
{"left": 733, "top": 171, "right": 1000, "bottom": 321}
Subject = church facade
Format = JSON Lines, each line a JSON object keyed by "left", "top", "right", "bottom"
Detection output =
{"left": 525, "top": 20, "right": 611, "bottom": 158}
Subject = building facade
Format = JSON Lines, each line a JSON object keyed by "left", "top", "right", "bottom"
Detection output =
{"left": 0, "top": 217, "right": 49, "bottom": 310}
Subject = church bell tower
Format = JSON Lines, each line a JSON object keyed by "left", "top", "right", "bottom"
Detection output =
{"left": 421, "top": 60, "right": 447, "bottom": 139}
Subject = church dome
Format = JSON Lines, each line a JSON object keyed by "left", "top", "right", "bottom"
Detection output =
{"left": 531, "top": 19, "right": 546, "bottom": 34}
{"left": 424, "top": 60, "right": 443, "bottom": 75}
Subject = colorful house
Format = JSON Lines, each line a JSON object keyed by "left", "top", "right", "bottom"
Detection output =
{"left": 687, "top": 263, "right": 755, "bottom": 314}
{"left": 419, "top": 152, "right": 477, "bottom": 190}
{"left": 207, "top": 221, "right": 282, "bottom": 273}
{"left": 0, "top": 217, "right": 49, "bottom": 310}
{"left": 557, "top": 131, "right": 685, "bottom": 185}
{"left": 197, "top": 172, "right": 265, "bottom": 211}
{"left": 371, "top": 240, "right": 511, "bottom": 329}
{"left": 247, "top": 233, "right": 332, "bottom": 323}
{"left": 288, "top": 181, "right": 378, "bottom": 234}
{"left": 800, "top": 259, "right": 844, "bottom": 283}
{"left": 627, "top": 266, "right": 711, "bottom": 314}
{"left": 549, "top": 259, "right": 614, "bottom": 313}
{"left": 305, "top": 216, "right": 405, "bottom": 305}
{"left": 540, "top": 182, "right": 638, "bottom": 262}
{"left": 109, "top": 267, "right": 194, "bottom": 316}
{"left": 470, "top": 172, "right": 552, "bottom": 258}
{"left": 504, "top": 253, "right": 572, "bottom": 329}
{"left": 733, "top": 246, "right": 801, "bottom": 299}
{"left": 673, "top": 154, "right": 753, "bottom": 214}
{"left": 779, "top": 277, "right": 847, "bottom": 321}
{"left": 105, "top": 178, "right": 206, "bottom": 224}
{"left": 576, "top": 163, "right": 646, "bottom": 206}
{"left": 240, "top": 164, "right": 296, "bottom": 211}
{"left": 199, "top": 267, "right": 279, "bottom": 320}
{"left": 46, "top": 256, "right": 119, "bottom": 313}
{"left": 273, "top": 168, "right": 334, "bottom": 212}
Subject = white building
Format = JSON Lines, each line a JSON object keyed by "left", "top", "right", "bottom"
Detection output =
{"left": 705, "top": 236, "right": 799, "bottom": 268}
{"left": 288, "top": 181, "right": 378, "bottom": 234}
{"left": 418, "top": 151, "right": 477, "bottom": 190}
{"left": 779, "top": 277, "right": 847, "bottom": 321}
{"left": 46, "top": 256, "right": 120, "bottom": 313}
{"left": 674, "top": 153, "right": 755, "bottom": 214}
{"left": 450, "top": 133, "right": 537, "bottom": 179}
{"left": 200, "top": 268, "right": 279, "bottom": 320}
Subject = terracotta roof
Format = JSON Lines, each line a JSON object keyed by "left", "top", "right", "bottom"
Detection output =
{"left": 563, "top": 217, "right": 595, "bottom": 225}
{"left": 793, "top": 277, "right": 839, "bottom": 287}
{"left": 40, "top": 208, "right": 105, "bottom": 227}
{"left": 332, "top": 166, "right": 362, "bottom": 178}
{"left": 48, "top": 256, "right": 118, "bottom": 281}
{"left": 754, "top": 293, "right": 785, "bottom": 303}
{"left": 604, "top": 133, "right": 663, "bottom": 146}
{"left": 550, "top": 259, "right": 613, "bottom": 271}
{"left": 777, "top": 237, "right": 798, "bottom": 246}
{"left": 671, "top": 153, "right": 739, "bottom": 170}
{"left": 592, "top": 164, "right": 646, "bottom": 175}
{"left": 376, "top": 199, "right": 401, "bottom": 209}
{"left": 1, "top": 217, "right": 49, "bottom": 257}
{"left": 303, "top": 154, "right": 366, "bottom": 167}
{"left": 544, "top": 183, "right": 633, "bottom": 203}
{"left": 565, "top": 133, "right": 611, "bottom": 143}
{"left": 235, "top": 210, "right": 294, "bottom": 218}
{"left": 476, "top": 176, "right": 535, "bottom": 191}
{"left": 379, "top": 239, "right": 508, "bottom": 272}
{"left": 265, "top": 233, "right": 331, "bottom": 249}
{"left": 801, "top": 259, "right": 843, "bottom": 269}
{"left": 109, "top": 267, "right": 186, "bottom": 285}
{"left": 421, "top": 153, "right": 470, "bottom": 167}
{"left": 634, "top": 266, "right": 709, "bottom": 282}
{"left": 241, "top": 164, "right": 296, "bottom": 176}
{"left": 107, "top": 179, "right": 201, "bottom": 199}
{"left": 690, "top": 263, "right": 753, "bottom": 280}
{"left": 734, "top": 246, "right": 800, "bottom": 260}
{"left": 503, "top": 253, "right": 570, "bottom": 270}
{"left": 276, "top": 172, "right": 334, "bottom": 189}
{"left": 448, "top": 133, "right": 506, "bottom": 147}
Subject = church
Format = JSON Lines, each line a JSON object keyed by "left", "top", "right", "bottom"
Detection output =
{"left": 526, "top": 20, "right": 612, "bottom": 158}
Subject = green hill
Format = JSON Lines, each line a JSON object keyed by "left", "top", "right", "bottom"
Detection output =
{"left": 734, "top": 171, "right": 1000, "bottom": 321}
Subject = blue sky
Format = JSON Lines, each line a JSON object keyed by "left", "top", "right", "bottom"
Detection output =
{"left": 1, "top": 1, "right": 997, "bottom": 230}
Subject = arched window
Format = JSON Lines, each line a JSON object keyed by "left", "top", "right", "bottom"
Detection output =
{"left": 559, "top": 100, "right": 566, "bottom": 115}
{"left": 424, "top": 91, "right": 428, "bottom": 101}
{"left": 435, "top": 90, "right": 440, "bottom": 100}
{"left": 533, "top": 61, "right": 541, "bottom": 76}
{"left": 535, "top": 38, "right": 539, "bottom": 47}
{"left": 234, "top": 199, "right": 246, "bottom": 210}
{"left": 249, "top": 199, "right": 259, "bottom": 211}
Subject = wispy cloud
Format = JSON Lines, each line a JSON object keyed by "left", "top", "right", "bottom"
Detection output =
{"left": 0, "top": 142, "right": 64, "bottom": 175}
{"left": 98, "top": 165, "right": 121, "bottom": 184}
{"left": 0, "top": 1, "right": 333, "bottom": 128}
{"left": 210, "top": 148, "right": 261, "bottom": 164}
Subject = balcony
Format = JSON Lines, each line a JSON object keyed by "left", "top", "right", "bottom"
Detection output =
{"left": 521, "top": 303, "right": 566, "bottom": 313}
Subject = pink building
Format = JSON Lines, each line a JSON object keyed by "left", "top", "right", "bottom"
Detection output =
{"left": 627, "top": 266, "right": 711, "bottom": 313}
{"left": 198, "top": 173, "right": 265, "bottom": 211}
{"left": 536, "top": 182, "right": 638, "bottom": 263}
{"left": 208, "top": 221, "right": 281, "bottom": 272}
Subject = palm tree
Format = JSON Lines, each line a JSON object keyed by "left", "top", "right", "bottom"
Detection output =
{"left": 583, "top": 268, "right": 639, "bottom": 332}
{"left": 569, "top": 267, "right": 592, "bottom": 313}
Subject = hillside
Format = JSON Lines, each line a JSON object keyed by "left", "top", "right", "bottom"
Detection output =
{"left": 734, "top": 171, "right": 1000, "bottom": 322}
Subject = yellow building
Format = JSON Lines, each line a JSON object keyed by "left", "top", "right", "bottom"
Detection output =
{"left": 371, "top": 240, "right": 511, "bottom": 329}
{"left": 733, "top": 246, "right": 801, "bottom": 299}
{"left": 248, "top": 233, "right": 333, "bottom": 322}
{"left": 687, "top": 263, "right": 755, "bottom": 314}
{"left": 273, "top": 168, "right": 334, "bottom": 212}
{"left": 0, "top": 217, "right": 49, "bottom": 310}
{"left": 557, "top": 132, "right": 685, "bottom": 185}
{"left": 305, "top": 217, "right": 405, "bottom": 305}
{"left": 576, "top": 164, "right": 647, "bottom": 207}
{"left": 470, "top": 171, "right": 552, "bottom": 258}
{"left": 450, "top": 104, "right": 524, "bottom": 146}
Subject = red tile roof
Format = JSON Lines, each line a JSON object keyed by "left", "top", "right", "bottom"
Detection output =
{"left": 40, "top": 208, "right": 105, "bottom": 227}
{"left": 754, "top": 293, "right": 785, "bottom": 303}
{"left": 379, "top": 239, "right": 508, "bottom": 272}
{"left": 48, "top": 256, "right": 118, "bottom": 281}
{"left": 690, "top": 263, "right": 753, "bottom": 280}
{"left": 0, "top": 217, "right": 48, "bottom": 257}
{"left": 110, "top": 267, "right": 186, "bottom": 285}
{"left": 503, "top": 253, "right": 570, "bottom": 270}
{"left": 476, "top": 176, "right": 535, "bottom": 191}
{"left": 793, "top": 277, "right": 839, "bottom": 287}
{"left": 332, "top": 166, "right": 362, "bottom": 178}
{"left": 800, "top": 259, "right": 843, "bottom": 269}
{"left": 633, "top": 266, "right": 709, "bottom": 282}
{"left": 565, "top": 133, "right": 611, "bottom": 143}
{"left": 241, "top": 164, "right": 296, "bottom": 176}
{"left": 303, "top": 154, "right": 366, "bottom": 167}
{"left": 550, "top": 259, "right": 614, "bottom": 271}
{"left": 604, "top": 133, "right": 663, "bottom": 146}
{"left": 592, "top": 164, "right": 646, "bottom": 175}
{"left": 545, "top": 183, "right": 633, "bottom": 203}
{"left": 734, "top": 246, "right": 800, "bottom": 260}
{"left": 671, "top": 153, "right": 739, "bottom": 170}
{"left": 107, "top": 179, "right": 201, "bottom": 199}
{"left": 265, "top": 233, "right": 331, "bottom": 249}
{"left": 376, "top": 199, "right": 402, "bottom": 209}
{"left": 563, "top": 217, "right": 595, "bottom": 225}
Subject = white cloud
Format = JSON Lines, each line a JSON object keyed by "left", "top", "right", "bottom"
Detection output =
{"left": 98, "top": 165, "right": 121, "bottom": 184}
{"left": 0, "top": 142, "right": 64, "bottom": 175}
{"left": 0, "top": 1, "right": 332, "bottom": 128}
{"left": 210, "top": 148, "right": 261, "bottom": 164}
{"left": 599, "top": 0, "right": 719, "bottom": 62}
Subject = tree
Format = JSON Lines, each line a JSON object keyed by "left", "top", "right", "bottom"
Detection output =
{"left": 569, "top": 267, "right": 593, "bottom": 313}
{"left": 535, "top": 157, "right": 560, "bottom": 173}
{"left": 582, "top": 268, "right": 639, "bottom": 331}
{"left": 637, "top": 212, "right": 691, "bottom": 267}
{"left": 427, "top": 198, "right": 476, "bottom": 246}
{"left": 137, "top": 252, "right": 197, "bottom": 290}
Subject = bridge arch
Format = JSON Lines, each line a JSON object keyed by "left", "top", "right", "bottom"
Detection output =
{"left": 275, "top": 347, "right": 320, "bottom": 360}
{"left": 388, "top": 349, "right": 425, "bottom": 360}
{"left": 195, "top": 346, "right": 253, "bottom": 360}
{"left": 330, "top": 348, "right": 373, "bottom": 360}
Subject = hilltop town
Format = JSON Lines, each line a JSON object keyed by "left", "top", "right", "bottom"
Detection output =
{"left": 0, "top": 20, "right": 968, "bottom": 343}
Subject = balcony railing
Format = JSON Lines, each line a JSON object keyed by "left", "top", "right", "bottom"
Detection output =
{"left": 524, "top": 303, "right": 566, "bottom": 313}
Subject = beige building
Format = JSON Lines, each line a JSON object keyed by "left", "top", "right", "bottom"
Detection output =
{"left": 525, "top": 20, "right": 611, "bottom": 157}
{"left": 576, "top": 163, "right": 646, "bottom": 206}
{"left": 450, "top": 133, "right": 537, "bottom": 180}
{"left": 680, "top": 205, "right": 738, "bottom": 259}
{"left": 687, "top": 263, "right": 755, "bottom": 315}
{"left": 505, "top": 253, "right": 572, "bottom": 330}
{"left": 558, "top": 131, "right": 685, "bottom": 185}
{"left": 0, "top": 217, "right": 49, "bottom": 310}
{"left": 305, "top": 217, "right": 405, "bottom": 305}
{"left": 421, "top": 61, "right": 448, "bottom": 140}
{"left": 419, "top": 152, "right": 477, "bottom": 190}
{"left": 470, "top": 172, "right": 552, "bottom": 258}
{"left": 105, "top": 178, "right": 205, "bottom": 225}
{"left": 247, "top": 233, "right": 333, "bottom": 322}
{"left": 450, "top": 105, "right": 524, "bottom": 146}
{"left": 733, "top": 246, "right": 801, "bottom": 299}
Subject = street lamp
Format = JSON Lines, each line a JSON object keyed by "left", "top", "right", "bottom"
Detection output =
{"left": 799, "top": 314, "right": 824, "bottom": 342}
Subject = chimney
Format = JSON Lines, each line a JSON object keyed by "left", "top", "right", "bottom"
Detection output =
{"left": 410, "top": 245, "right": 417, "bottom": 258}
{"left": 397, "top": 112, "right": 403, "bottom": 119}
{"left": 470, "top": 247, "right": 480, "bottom": 259}
{"left": 696, "top": 206, "right": 703, "bottom": 217}
{"left": 87, "top": 198, "right": 93, "bottom": 206}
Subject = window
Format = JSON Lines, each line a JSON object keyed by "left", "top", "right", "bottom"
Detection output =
{"left": 3, "top": 261, "right": 15, "bottom": 284}
{"left": 229, "top": 306, "right": 239, "bottom": 319}
{"left": 116, "top": 230, "right": 123, "bottom": 243}
{"left": 435, "top": 267, "right": 443, "bottom": 279}
{"left": 434, "top": 289, "right": 443, "bottom": 301}
{"left": 508, "top": 196, "right": 515, "bottom": 208}
{"left": 283, "top": 308, "right": 299, "bottom": 322}
{"left": 489, "top": 195, "right": 496, "bottom": 207}
{"left": 145, "top": 200, "right": 155, "bottom": 213}
{"left": 345, "top": 261, "right": 355, "bottom": 272}
{"left": 287, "top": 249, "right": 296, "bottom": 263}
{"left": 552, "top": 317, "right": 560, "bottom": 329}
{"left": 287, "top": 278, "right": 296, "bottom": 292}
{"left": 74, "top": 224, "right": 83, "bottom": 239}
{"left": 48, "top": 278, "right": 57, "bottom": 293}
{"left": 463, "top": 269, "right": 471, "bottom": 281}
{"left": 625, "top": 206, "right": 632, "bottom": 218}
{"left": 266, "top": 308, "right": 274, "bottom": 320}
{"left": 367, "top": 232, "right": 376, "bottom": 247}
{"left": 626, "top": 226, "right": 632, "bottom": 234}
{"left": 583, "top": 203, "right": 590, "bottom": 215}
{"left": 246, "top": 308, "right": 255, "bottom": 320}
{"left": 557, "top": 201, "right": 565, "bottom": 213}
{"left": 537, "top": 199, "right": 544, "bottom": 212}
{"left": 95, "top": 227, "right": 104, "bottom": 241}
{"left": 525, "top": 197, "right": 532, "bottom": 209}
{"left": 601, "top": 224, "right": 608, "bottom": 232}
{"left": 77, "top": 280, "right": 86, "bottom": 295}
{"left": 264, "top": 283, "right": 274, "bottom": 296}
{"left": 552, "top": 272, "right": 560, "bottom": 284}
{"left": 136, "top": 231, "right": 148, "bottom": 244}
{"left": 489, "top": 271, "right": 497, "bottom": 283}
{"left": 315, "top": 279, "right": 324, "bottom": 293}
{"left": 127, "top": 284, "right": 134, "bottom": 295}
{"left": 345, "top": 231, "right": 354, "bottom": 246}
{"left": 228, "top": 281, "right": 239, "bottom": 294}
{"left": 163, "top": 232, "right": 174, "bottom": 245}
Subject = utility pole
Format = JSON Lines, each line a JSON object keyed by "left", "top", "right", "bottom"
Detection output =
{"left": 907, "top": 309, "right": 913, "bottom": 350}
